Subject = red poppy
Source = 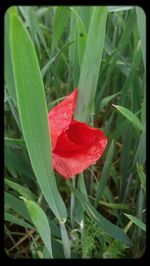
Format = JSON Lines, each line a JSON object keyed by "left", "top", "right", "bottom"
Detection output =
{"left": 48, "top": 89, "right": 108, "bottom": 179}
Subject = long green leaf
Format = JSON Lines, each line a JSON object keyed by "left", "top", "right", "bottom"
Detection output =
{"left": 5, "top": 212, "right": 34, "bottom": 229}
{"left": 100, "top": 201, "right": 129, "bottom": 210}
{"left": 108, "top": 6, "right": 133, "bottom": 12}
{"left": 136, "top": 7, "right": 146, "bottom": 68}
{"left": 10, "top": 13, "right": 67, "bottom": 221}
{"left": 95, "top": 140, "right": 115, "bottom": 208}
{"left": 41, "top": 39, "right": 74, "bottom": 79}
{"left": 60, "top": 223, "right": 71, "bottom": 258}
{"left": 22, "top": 198, "right": 53, "bottom": 258}
{"left": 124, "top": 213, "right": 146, "bottom": 232}
{"left": 119, "top": 126, "right": 133, "bottom": 202}
{"left": 4, "top": 7, "right": 17, "bottom": 106}
{"left": 136, "top": 162, "right": 146, "bottom": 192}
{"left": 68, "top": 7, "right": 81, "bottom": 87}
{"left": 51, "top": 7, "right": 70, "bottom": 54}
{"left": 100, "top": 92, "right": 121, "bottom": 110}
{"left": 5, "top": 192, "right": 31, "bottom": 223}
{"left": 5, "top": 178, "right": 35, "bottom": 200}
{"left": 74, "top": 190, "right": 131, "bottom": 245}
{"left": 75, "top": 7, "right": 108, "bottom": 122}
{"left": 117, "top": 9, "right": 136, "bottom": 54}
{"left": 112, "top": 105, "right": 144, "bottom": 132}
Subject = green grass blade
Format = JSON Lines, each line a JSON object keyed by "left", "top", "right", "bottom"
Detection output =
{"left": 5, "top": 146, "right": 34, "bottom": 180}
{"left": 100, "top": 201, "right": 129, "bottom": 210}
{"left": 5, "top": 192, "right": 31, "bottom": 223}
{"left": 28, "top": 7, "right": 48, "bottom": 54}
{"left": 136, "top": 7, "right": 146, "bottom": 68}
{"left": 119, "top": 41, "right": 142, "bottom": 106}
{"left": 119, "top": 126, "right": 133, "bottom": 202}
{"left": 77, "top": 17, "right": 88, "bottom": 67}
{"left": 74, "top": 190, "right": 131, "bottom": 245}
{"left": 22, "top": 198, "right": 53, "bottom": 258}
{"left": 112, "top": 105, "right": 144, "bottom": 132}
{"left": 108, "top": 6, "right": 133, "bottom": 12}
{"left": 141, "top": 86, "right": 146, "bottom": 124}
{"left": 95, "top": 140, "right": 115, "bottom": 208}
{"left": 136, "top": 162, "right": 146, "bottom": 192}
{"left": 124, "top": 213, "right": 146, "bottom": 232}
{"left": 41, "top": 39, "right": 74, "bottom": 79}
{"left": 75, "top": 7, "right": 108, "bottom": 122}
{"left": 51, "top": 7, "right": 70, "bottom": 54}
{"left": 70, "top": 7, "right": 89, "bottom": 68}
{"left": 133, "top": 128, "right": 146, "bottom": 165}
{"left": 10, "top": 13, "right": 67, "bottom": 221}
{"left": 60, "top": 223, "right": 71, "bottom": 258}
{"left": 4, "top": 8, "right": 17, "bottom": 106}
{"left": 5, "top": 212, "right": 34, "bottom": 229}
{"left": 100, "top": 92, "right": 121, "bottom": 110}
{"left": 68, "top": 7, "right": 81, "bottom": 87}
{"left": 5, "top": 178, "right": 35, "bottom": 200}
{"left": 117, "top": 9, "right": 137, "bottom": 53}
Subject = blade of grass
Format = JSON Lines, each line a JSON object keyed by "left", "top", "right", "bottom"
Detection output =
{"left": 94, "top": 140, "right": 115, "bottom": 208}
{"left": 136, "top": 162, "right": 146, "bottom": 192}
{"left": 68, "top": 7, "right": 81, "bottom": 87}
{"left": 60, "top": 223, "right": 71, "bottom": 258}
{"left": 133, "top": 126, "right": 146, "bottom": 165}
{"left": 70, "top": 7, "right": 88, "bottom": 67}
{"left": 108, "top": 6, "right": 133, "bottom": 12}
{"left": 77, "top": 17, "right": 88, "bottom": 67}
{"left": 74, "top": 189, "right": 131, "bottom": 245}
{"left": 118, "top": 40, "right": 142, "bottom": 109}
{"left": 41, "top": 39, "right": 74, "bottom": 79}
{"left": 43, "top": 238, "right": 65, "bottom": 258}
{"left": 5, "top": 212, "right": 34, "bottom": 229}
{"left": 124, "top": 213, "right": 146, "bottom": 232}
{"left": 5, "top": 89, "right": 21, "bottom": 131}
{"left": 119, "top": 125, "right": 133, "bottom": 202}
{"left": 136, "top": 7, "right": 146, "bottom": 68}
{"left": 117, "top": 8, "right": 137, "bottom": 54}
{"left": 27, "top": 7, "right": 49, "bottom": 55}
{"left": 5, "top": 178, "right": 35, "bottom": 200}
{"left": 5, "top": 192, "right": 32, "bottom": 223}
{"left": 4, "top": 7, "right": 17, "bottom": 106}
{"left": 100, "top": 201, "right": 129, "bottom": 210}
{"left": 75, "top": 6, "right": 108, "bottom": 122}
{"left": 51, "top": 6, "right": 70, "bottom": 54}
{"left": 21, "top": 198, "right": 53, "bottom": 258}
{"left": 5, "top": 146, "right": 34, "bottom": 180}
{"left": 112, "top": 104, "right": 144, "bottom": 132}
{"left": 10, "top": 13, "right": 67, "bottom": 221}
{"left": 100, "top": 92, "right": 121, "bottom": 110}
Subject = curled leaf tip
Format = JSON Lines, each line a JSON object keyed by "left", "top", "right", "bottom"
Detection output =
{"left": 112, "top": 104, "right": 118, "bottom": 108}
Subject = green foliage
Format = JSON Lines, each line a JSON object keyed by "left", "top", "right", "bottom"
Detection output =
{"left": 75, "top": 7, "right": 108, "bottom": 122}
{"left": 81, "top": 218, "right": 101, "bottom": 258}
{"left": 124, "top": 213, "right": 146, "bottom": 232}
{"left": 22, "top": 198, "right": 53, "bottom": 258}
{"left": 4, "top": 6, "right": 146, "bottom": 259}
{"left": 103, "top": 240, "right": 129, "bottom": 258}
{"left": 10, "top": 12, "right": 67, "bottom": 222}
{"left": 112, "top": 105, "right": 144, "bottom": 132}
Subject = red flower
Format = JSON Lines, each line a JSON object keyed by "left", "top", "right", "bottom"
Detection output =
{"left": 48, "top": 89, "right": 107, "bottom": 179}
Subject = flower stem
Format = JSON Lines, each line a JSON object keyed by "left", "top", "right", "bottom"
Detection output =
{"left": 70, "top": 177, "right": 75, "bottom": 228}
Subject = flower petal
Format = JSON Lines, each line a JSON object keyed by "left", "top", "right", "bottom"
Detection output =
{"left": 48, "top": 89, "right": 78, "bottom": 149}
{"left": 53, "top": 120, "right": 108, "bottom": 179}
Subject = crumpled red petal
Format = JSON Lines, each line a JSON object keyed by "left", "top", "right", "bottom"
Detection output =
{"left": 48, "top": 88, "right": 108, "bottom": 179}
{"left": 52, "top": 119, "right": 108, "bottom": 179}
{"left": 48, "top": 89, "right": 78, "bottom": 149}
